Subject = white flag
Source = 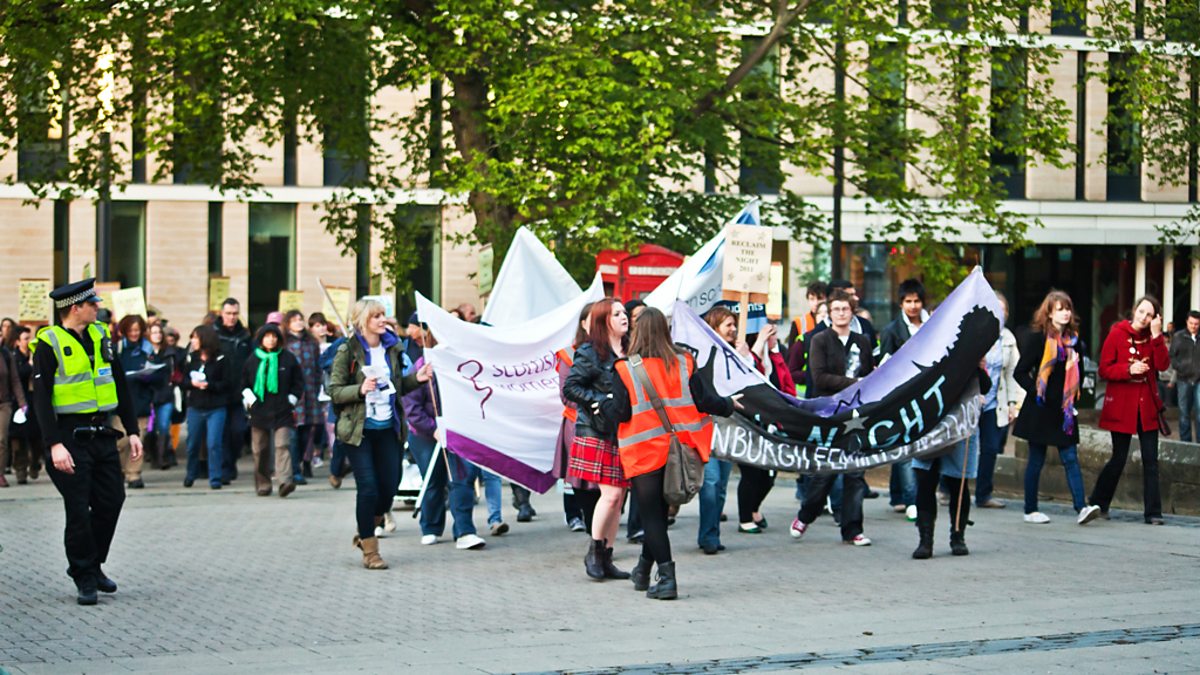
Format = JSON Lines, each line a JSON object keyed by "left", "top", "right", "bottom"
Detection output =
{"left": 481, "top": 227, "right": 583, "bottom": 327}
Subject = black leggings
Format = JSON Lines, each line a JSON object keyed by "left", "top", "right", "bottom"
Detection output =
{"left": 1090, "top": 419, "right": 1162, "bottom": 519}
{"left": 630, "top": 469, "right": 671, "bottom": 564}
{"left": 915, "top": 459, "right": 970, "bottom": 534}
{"left": 575, "top": 488, "right": 601, "bottom": 534}
{"left": 737, "top": 465, "right": 775, "bottom": 523}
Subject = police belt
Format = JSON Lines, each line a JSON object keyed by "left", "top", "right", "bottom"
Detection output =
{"left": 72, "top": 425, "right": 124, "bottom": 441}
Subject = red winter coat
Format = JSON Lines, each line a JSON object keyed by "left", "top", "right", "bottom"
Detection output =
{"left": 1098, "top": 320, "right": 1168, "bottom": 434}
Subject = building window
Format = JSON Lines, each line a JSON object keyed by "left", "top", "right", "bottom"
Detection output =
{"left": 53, "top": 200, "right": 69, "bottom": 287}
{"left": 283, "top": 118, "right": 297, "bottom": 186}
{"left": 1163, "top": 0, "right": 1198, "bottom": 43}
{"left": 737, "top": 37, "right": 783, "bottom": 196}
{"left": 1050, "top": 0, "right": 1087, "bottom": 36}
{"left": 323, "top": 127, "right": 368, "bottom": 186}
{"left": 1107, "top": 53, "right": 1141, "bottom": 202}
{"left": 929, "top": 0, "right": 967, "bottom": 30}
{"left": 390, "top": 205, "right": 440, "bottom": 323}
{"left": 208, "top": 202, "right": 223, "bottom": 275}
{"left": 248, "top": 203, "right": 296, "bottom": 326}
{"left": 1075, "top": 51, "right": 1087, "bottom": 200}
{"left": 17, "top": 69, "right": 68, "bottom": 183}
{"left": 862, "top": 42, "right": 907, "bottom": 197}
{"left": 109, "top": 202, "right": 146, "bottom": 289}
{"left": 991, "top": 48, "right": 1027, "bottom": 199}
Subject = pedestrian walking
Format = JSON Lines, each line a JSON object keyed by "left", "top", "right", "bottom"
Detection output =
{"left": 878, "top": 278, "right": 928, "bottom": 520}
{"left": 1089, "top": 296, "right": 1168, "bottom": 525}
{"left": 283, "top": 310, "right": 324, "bottom": 483}
{"left": 328, "top": 299, "right": 432, "bottom": 569}
{"left": 601, "top": 307, "right": 737, "bottom": 599}
{"left": 181, "top": 325, "right": 231, "bottom": 490}
{"left": 145, "top": 322, "right": 181, "bottom": 469}
{"left": 975, "top": 291, "right": 1023, "bottom": 509}
{"left": 0, "top": 323, "right": 28, "bottom": 487}
{"left": 6, "top": 326, "right": 42, "bottom": 484}
{"left": 33, "top": 278, "right": 144, "bottom": 605}
{"left": 554, "top": 303, "right": 596, "bottom": 534}
{"left": 242, "top": 324, "right": 303, "bottom": 497}
{"left": 215, "top": 298, "right": 252, "bottom": 484}
{"left": 697, "top": 306, "right": 738, "bottom": 554}
{"left": 1168, "top": 310, "right": 1200, "bottom": 441}
{"left": 1012, "top": 290, "right": 1092, "bottom": 525}
{"left": 114, "top": 315, "right": 160, "bottom": 489}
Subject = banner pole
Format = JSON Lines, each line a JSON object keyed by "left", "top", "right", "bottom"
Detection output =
{"left": 736, "top": 290, "right": 749, "bottom": 347}
{"left": 317, "top": 277, "right": 351, "bottom": 335}
{"left": 953, "top": 419, "right": 970, "bottom": 533}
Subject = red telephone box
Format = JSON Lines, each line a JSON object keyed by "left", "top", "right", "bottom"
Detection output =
{"left": 596, "top": 244, "right": 684, "bottom": 302}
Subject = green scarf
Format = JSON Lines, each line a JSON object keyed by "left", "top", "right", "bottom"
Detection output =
{"left": 253, "top": 348, "right": 279, "bottom": 400}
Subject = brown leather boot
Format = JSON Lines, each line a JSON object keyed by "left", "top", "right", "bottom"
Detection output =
{"left": 353, "top": 535, "right": 388, "bottom": 569}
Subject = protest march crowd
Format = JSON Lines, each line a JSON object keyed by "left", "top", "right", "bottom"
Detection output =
{"left": 5, "top": 219, "right": 1177, "bottom": 605}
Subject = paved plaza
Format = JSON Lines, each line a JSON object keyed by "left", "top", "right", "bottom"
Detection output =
{"left": 2, "top": 461, "right": 1198, "bottom": 674}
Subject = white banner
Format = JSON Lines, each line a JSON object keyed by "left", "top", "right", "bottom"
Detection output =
{"left": 480, "top": 227, "right": 583, "bottom": 327}
{"left": 417, "top": 277, "right": 603, "bottom": 492}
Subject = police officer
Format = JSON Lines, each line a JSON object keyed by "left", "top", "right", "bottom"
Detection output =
{"left": 32, "top": 278, "right": 143, "bottom": 605}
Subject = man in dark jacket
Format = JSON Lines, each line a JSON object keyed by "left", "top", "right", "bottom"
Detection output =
{"left": 789, "top": 290, "right": 876, "bottom": 547}
{"left": 1170, "top": 310, "right": 1200, "bottom": 441}
{"left": 215, "top": 298, "right": 252, "bottom": 483}
{"left": 877, "top": 278, "right": 928, "bottom": 516}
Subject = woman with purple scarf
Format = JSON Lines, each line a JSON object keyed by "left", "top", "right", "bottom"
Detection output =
{"left": 328, "top": 299, "right": 431, "bottom": 569}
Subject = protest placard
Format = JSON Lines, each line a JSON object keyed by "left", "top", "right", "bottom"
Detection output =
{"left": 18, "top": 279, "right": 51, "bottom": 324}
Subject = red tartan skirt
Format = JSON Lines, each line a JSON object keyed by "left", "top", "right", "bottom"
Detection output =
{"left": 567, "top": 435, "right": 628, "bottom": 488}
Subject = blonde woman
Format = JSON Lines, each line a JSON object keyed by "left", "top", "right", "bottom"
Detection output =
{"left": 328, "top": 299, "right": 432, "bottom": 569}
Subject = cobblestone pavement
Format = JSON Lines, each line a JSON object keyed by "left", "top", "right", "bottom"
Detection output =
{"left": 2, "top": 460, "right": 1198, "bottom": 674}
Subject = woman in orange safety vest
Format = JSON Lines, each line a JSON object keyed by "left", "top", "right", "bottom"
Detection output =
{"left": 600, "top": 307, "right": 739, "bottom": 600}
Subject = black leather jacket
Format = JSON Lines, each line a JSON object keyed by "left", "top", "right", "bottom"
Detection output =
{"left": 563, "top": 342, "right": 618, "bottom": 441}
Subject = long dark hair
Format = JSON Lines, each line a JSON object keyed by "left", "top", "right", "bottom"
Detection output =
{"left": 586, "top": 298, "right": 627, "bottom": 361}
{"left": 190, "top": 324, "right": 221, "bottom": 361}
{"left": 573, "top": 302, "right": 594, "bottom": 349}
{"left": 628, "top": 308, "right": 685, "bottom": 373}
{"left": 1032, "top": 290, "right": 1079, "bottom": 337}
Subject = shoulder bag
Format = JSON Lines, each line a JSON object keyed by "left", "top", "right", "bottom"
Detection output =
{"left": 629, "top": 355, "right": 703, "bottom": 506}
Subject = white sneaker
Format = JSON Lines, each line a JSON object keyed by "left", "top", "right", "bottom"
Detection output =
{"left": 311, "top": 457, "right": 324, "bottom": 468}
{"left": 1077, "top": 505, "right": 1102, "bottom": 525}
{"left": 789, "top": 517, "right": 808, "bottom": 539}
{"left": 1024, "top": 512, "right": 1051, "bottom": 524}
{"left": 383, "top": 511, "right": 398, "bottom": 533}
{"left": 374, "top": 525, "right": 385, "bottom": 537}
{"left": 420, "top": 534, "right": 438, "bottom": 546}
{"left": 456, "top": 533, "right": 486, "bottom": 550}
{"left": 849, "top": 534, "right": 872, "bottom": 546}
{"left": 905, "top": 505, "right": 918, "bottom": 521}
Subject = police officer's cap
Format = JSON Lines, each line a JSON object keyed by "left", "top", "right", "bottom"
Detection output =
{"left": 49, "top": 278, "right": 103, "bottom": 310}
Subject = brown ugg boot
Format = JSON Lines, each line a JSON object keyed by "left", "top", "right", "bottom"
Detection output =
{"left": 353, "top": 535, "right": 388, "bottom": 569}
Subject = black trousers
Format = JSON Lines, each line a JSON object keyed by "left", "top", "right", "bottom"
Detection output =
{"left": 630, "top": 469, "right": 671, "bottom": 564}
{"left": 915, "top": 459, "right": 970, "bottom": 534}
{"left": 797, "top": 471, "right": 865, "bottom": 540}
{"left": 45, "top": 432, "right": 126, "bottom": 586}
{"left": 1090, "top": 422, "right": 1162, "bottom": 519}
{"left": 737, "top": 465, "right": 775, "bottom": 523}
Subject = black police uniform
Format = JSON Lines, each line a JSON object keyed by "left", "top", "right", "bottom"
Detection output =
{"left": 32, "top": 279, "right": 141, "bottom": 605}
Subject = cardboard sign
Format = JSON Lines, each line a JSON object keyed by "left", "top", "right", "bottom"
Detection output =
{"left": 94, "top": 282, "right": 121, "bottom": 311}
{"left": 322, "top": 286, "right": 353, "bottom": 325}
{"left": 766, "top": 262, "right": 783, "bottom": 320}
{"left": 477, "top": 245, "right": 495, "bottom": 295}
{"left": 208, "top": 277, "right": 230, "bottom": 312}
{"left": 278, "top": 290, "right": 305, "bottom": 314}
{"left": 18, "top": 279, "right": 51, "bottom": 324}
{"left": 112, "top": 287, "right": 148, "bottom": 321}
{"left": 362, "top": 294, "right": 395, "bottom": 320}
{"left": 721, "top": 224, "right": 772, "bottom": 301}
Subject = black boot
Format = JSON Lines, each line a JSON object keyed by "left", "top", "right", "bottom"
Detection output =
{"left": 155, "top": 433, "right": 171, "bottom": 470}
{"left": 947, "top": 479, "right": 971, "bottom": 556}
{"left": 601, "top": 544, "right": 631, "bottom": 580}
{"left": 584, "top": 539, "right": 605, "bottom": 580}
{"left": 646, "top": 561, "right": 677, "bottom": 600}
{"left": 912, "top": 512, "right": 934, "bottom": 560}
{"left": 76, "top": 575, "right": 98, "bottom": 606}
{"left": 513, "top": 485, "right": 536, "bottom": 522}
{"left": 631, "top": 555, "right": 652, "bottom": 591}
{"left": 96, "top": 567, "right": 118, "bottom": 593}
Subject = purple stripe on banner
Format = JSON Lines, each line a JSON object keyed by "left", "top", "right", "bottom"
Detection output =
{"left": 446, "top": 430, "right": 558, "bottom": 494}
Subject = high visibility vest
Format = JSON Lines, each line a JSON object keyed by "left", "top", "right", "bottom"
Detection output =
{"left": 613, "top": 353, "right": 713, "bottom": 478}
{"left": 37, "top": 323, "right": 119, "bottom": 415}
{"left": 556, "top": 348, "right": 578, "bottom": 423}
{"left": 791, "top": 312, "right": 817, "bottom": 345}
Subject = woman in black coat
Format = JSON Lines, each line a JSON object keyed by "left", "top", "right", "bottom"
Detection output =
{"left": 181, "top": 325, "right": 232, "bottom": 489}
{"left": 242, "top": 324, "right": 304, "bottom": 497}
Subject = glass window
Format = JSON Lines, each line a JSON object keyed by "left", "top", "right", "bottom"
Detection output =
{"left": 109, "top": 202, "right": 146, "bottom": 289}
{"left": 248, "top": 203, "right": 296, "bottom": 326}
{"left": 862, "top": 42, "right": 907, "bottom": 197}
{"left": 1163, "top": 0, "right": 1198, "bottom": 42}
{"left": 53, "top": 200, "right": 69, "bottom": 287}
{"left": 1050, "top": 0, "right": 1087, "bottom": 36}
{"left": 208, "top": 203, "right": 223, "bottom": 275}
{"left": 1106, "top": 54, "right": 1141, "bottom": 202}
{"left": 991, "top": 48, "right": 1027, "bottom": 199}
{"left": 390, "top": 205, "right": 440, "bottom": 323}
{"left": 737, "top": 37, "right": 782, "bottom": 196}
{"left": 929, "top": 0, "right": 967, "bottom": 30}
{"left": 17, "top": 69, "right": 67, "bottom": 183}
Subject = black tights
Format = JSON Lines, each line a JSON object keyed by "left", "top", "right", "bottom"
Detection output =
{"left": 915, "top": 460, "right": 970, "bottom": 533}
{"left": 630, "top": 469, "right": 672, "bottom": 564}
{"left": 737, "top": 465, "right": 775, "bottom": 523}
{"left": 575, "top": 488, "right": 601, "bottom": 534}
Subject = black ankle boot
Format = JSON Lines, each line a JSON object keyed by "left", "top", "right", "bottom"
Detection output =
{"left": 948, "top": 485, "right": 971, "bottom": 556}
{"left": 949, "top": 530, "right": 969, "bottom": 556}
{"left": 912, "top": 513, "right": 934, "bottom": 560}
{"left": 646, "top": 561, "right": 677, "bottom": 600}
{"left": 631, "top": 555, "right": 652, "bottom": 591}
{"left": 601, "top": 545, "right": 630, "bottom": 580}
{"left": 584, "top": 539, "right": 605, "bottom": 580}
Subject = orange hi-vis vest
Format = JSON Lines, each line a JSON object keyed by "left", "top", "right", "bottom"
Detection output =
{"left": 613, "top": 353, "right": 713, "bottom": 479}
{"left": 556, "top": 348, "right": 578, "bottom": 423}
{"left": 792, "top": 312, "right": 817, "bottom": 344}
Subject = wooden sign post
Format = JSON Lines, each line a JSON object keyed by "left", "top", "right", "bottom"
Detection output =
{"left": 721, "top": 224, "right": 773, "bottom": 345}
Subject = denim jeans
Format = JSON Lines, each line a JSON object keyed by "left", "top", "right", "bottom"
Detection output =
{"left": 446, "top": 452, "right": 481, "bottom": 539}
{"left": 888, "top": 460, "right": 916, "bottom": 507}
{"left": 408, "top": 433, "right": 448, "bottom": 537}
{"left": 481, "top": 470, "right": 502, "bottom": 525}
{"left": 186, "top": 407, "right": 226, "bottom": 487}
{"left": 152, "top": 402, "right": 173, "bottom": 439}
{"left": 346, "top": 428, "right": 402, "bottom": 539}
{"left": 697, "top": 458, "right": 732, "bottom": 548}
{"left": 976, "top": 408, "right": 1009, "bottom": 505}
{"left": 1024, "top": 442, "right": 1086, "bottom": 513}
{"left": 1178, "top": 381, "right": 1200, "bottom": 442}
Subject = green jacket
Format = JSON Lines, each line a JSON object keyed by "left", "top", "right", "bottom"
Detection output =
{"left": 328, "top": 336, "right": 421, "bottom": 447}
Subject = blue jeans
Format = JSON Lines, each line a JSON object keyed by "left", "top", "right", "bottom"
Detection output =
{"left": 186, "top": 407, "right": 226, "bottom": 487}
{"left": 408, "top": 433, "right": 448, "bottom": 537}
{"left": 698, "top": 458, "right": 732, "bottom": 548}
{"left": 1178, "top": 381, "right": 1200, "bottom": 442}
{"left": 888, "top": 460, "right": 916, "bottom": 507}
{"left": 346, "top": 428, "right": 402, "bottom": 539}
{"left": 152, "top": 402, "right": 173, "bottom": 439}
{"left": 1024, "top": 442, "right": 1086, "bottom": 513}
{"left": 976, "top": 408, "right": 1008, "bottom": 505}
{"left": 481, "top": 470, "right": 502, "bottom": 525}
{"left": 447, "top": 452, "right": 480, "bottom": 539}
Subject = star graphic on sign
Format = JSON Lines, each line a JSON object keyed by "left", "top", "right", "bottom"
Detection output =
{"left": 842, "top": 410, "right": 867, "bottom": 433}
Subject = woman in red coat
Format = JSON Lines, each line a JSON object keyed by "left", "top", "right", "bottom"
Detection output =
{"left": 1091, "top": 296, "right": 1168, "bottom": 524}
